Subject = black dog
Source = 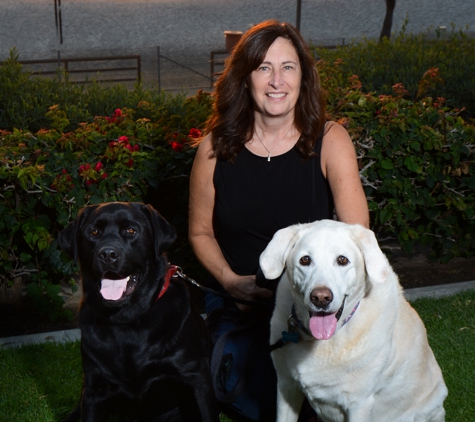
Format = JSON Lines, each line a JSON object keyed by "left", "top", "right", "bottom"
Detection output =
{"left": 58, "top": 202, "right": 218, "bottom": 422}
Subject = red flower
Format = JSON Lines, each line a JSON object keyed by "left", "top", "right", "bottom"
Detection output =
{"left": 392, "top": 83, "right": 409, "bottom": 97}
{"left": 434, "top": 97, "right": 446, "bottom": 108}
{"left": 52, "top": 169, "right": 75, "bottom": 192}
{"left": 125, "top": 159, "right": 134, "bottom": 168}
{"left": 114, "top": 108, "right": 122, "bottom": 117}
{"left": 133, "top": 144, "right": 140, "bottom": 152}
{"left": 171, "top": 141, "right": 184, "bottom": 152}
{"left": 79, "top": 163, "right": 91, "bottom": 174}
{"left": 118, "top": 136, "right": 129, "bottom": 144}
{"left": 95, "top": 162, "right": 104, "bottom": 172}
{"left": 348, "top": 75, "right": 362, "bottom": 90}
{"left": 101, "top": 173, "right": 108, "bottom": 180}
{"left": 188, "top": 128, "right": 201, "bottom": 139}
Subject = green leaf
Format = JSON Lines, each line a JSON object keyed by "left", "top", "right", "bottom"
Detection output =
{"left": 409, "top": 141, "right": 421, "bottom": 151}
{"left": 381, "top": 159, "right": 394, "bottom": 170}
{"left": 463, "top": 175, "right": 475, "bottom": 190}
{"left": 404, "top": 156, "right": 422, "bottom": 173}
{"left": 368, "top": 201, "right": 379, "bottom": 211}
{"left": 19, "top": 252, "right": 32, "bottom": 262}
{"left": 379, "top": 209, "right": 392, "bottom": 224}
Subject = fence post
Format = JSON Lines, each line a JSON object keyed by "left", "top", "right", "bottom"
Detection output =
{"left": 157, "top": 46, "right": 161, "bottom": 91}
{"left": 57, "top": 50, "right": 61, "bottom": 81}
{"left": 296, "top": 0, "right": 301, "bottom": 31}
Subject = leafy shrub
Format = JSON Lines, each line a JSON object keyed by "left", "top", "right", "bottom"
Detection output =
{"left": 318, "top": 58, "right": 475, "bottom": 261}
{"left": 312, "top": 23, "right": 475, "bottom": 119}
{"left": 1, "top": 47, "right": 474, "bottom": 321}
{"left": 0, "top": 49, "right": 210, "bottom": 133}
{"left": 0, "top": 89, "right": 212, "bottom": 320}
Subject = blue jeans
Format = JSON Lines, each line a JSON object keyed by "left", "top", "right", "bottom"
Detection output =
{"left": 206, "top": 294, "right": 277, "bottom": 421}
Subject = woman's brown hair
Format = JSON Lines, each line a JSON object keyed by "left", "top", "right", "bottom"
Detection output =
{"left": 203, "top": 19, "right": 326, "bottom": 161}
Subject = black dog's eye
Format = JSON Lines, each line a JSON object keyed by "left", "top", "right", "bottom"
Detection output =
{"left": 126, "top": 228, "right": 137, "bottom": 235}
{"left": 299, "top": 256, "right": 311, "bottom": 266}
{"left": 337, "top": 255, "right": 349, "bottom": 266}
{"left": 90, "top": 229, "right": 99, "bottom": 236}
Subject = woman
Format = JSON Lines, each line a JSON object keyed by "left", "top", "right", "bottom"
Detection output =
{"left": 189, "top": 20, "right": 369, "bottom": 421}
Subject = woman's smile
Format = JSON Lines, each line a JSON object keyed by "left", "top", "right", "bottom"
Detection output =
{"left": 249, "top": 36, "right": 302, "bottom": 119}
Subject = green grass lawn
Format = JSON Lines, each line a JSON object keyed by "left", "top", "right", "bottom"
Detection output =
{"left": 1, "top": 290, "right": 474, "bottom": 422}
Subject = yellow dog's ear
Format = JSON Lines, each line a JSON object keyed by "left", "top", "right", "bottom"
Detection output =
{"left": 259, "top": 224, "right": 303, "bottom": 279}
{"left": 351, "top": 225, "right": 391, "bottom": 284}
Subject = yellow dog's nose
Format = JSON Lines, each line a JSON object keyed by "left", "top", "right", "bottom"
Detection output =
{"left": 310, "top": 286, "right": 333, "bottom": 308}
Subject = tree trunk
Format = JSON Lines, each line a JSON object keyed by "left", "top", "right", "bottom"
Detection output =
{"left": 380, "top": 0, "right": 396, "bottom": 40}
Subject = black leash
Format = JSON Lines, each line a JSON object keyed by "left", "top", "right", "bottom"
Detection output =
{"left": 171, "top": 265, "right": 272, "bottom": 307}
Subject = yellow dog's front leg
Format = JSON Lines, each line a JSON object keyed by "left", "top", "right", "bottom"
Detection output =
{"left": 276, "top": 378, "right": 305, "bottom": 422}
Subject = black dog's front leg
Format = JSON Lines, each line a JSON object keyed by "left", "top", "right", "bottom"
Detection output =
{"left": 80, "top": 364, "right": 117, "bottom": 422}
{"left": 189, "top": 362, "right": 220, "bottom": 422}
{"left": 60, "top": 375, "right": 111, "bottom": 422}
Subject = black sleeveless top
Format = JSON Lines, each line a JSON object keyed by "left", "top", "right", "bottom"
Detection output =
{"left": 213, "top": 134, "right": 334, "bottom": 276}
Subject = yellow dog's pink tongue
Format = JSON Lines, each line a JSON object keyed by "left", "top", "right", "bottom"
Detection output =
{"left": 100, "top": 277, "right": 129, "bottom": 300}
{"left": 309, "top": 313, "right": 338, "bottom": 340}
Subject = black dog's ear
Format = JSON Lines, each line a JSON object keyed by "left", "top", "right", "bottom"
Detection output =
{"left": 141, "top": 204, "right": 177, "bottom": 257}
{"left": 57, "top": 205, "right": 95, "bottom": 263}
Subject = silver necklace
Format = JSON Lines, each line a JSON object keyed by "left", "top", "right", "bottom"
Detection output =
{"left": 254, "top": 125, "right": 293, "bottom": 162}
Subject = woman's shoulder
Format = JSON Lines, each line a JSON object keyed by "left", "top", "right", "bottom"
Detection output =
{"left": 195, "top": 134, "right": 216, "bottom": 159}
{"left": 322, "top": 121, "right": 354, "bottom": 147}
{"left": 191, "top": 134, "right": 217, "bottom": 182}
{"left": 323, "top": 120, "right": 347, "bottom": 136}
{"left": 320, "top": 121, "right": 357, "bottom": 172}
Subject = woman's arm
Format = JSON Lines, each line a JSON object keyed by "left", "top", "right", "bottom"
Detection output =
{"left": 321, "top": 122, "right": 370, "bottom": 228}
{"left": 188, "top": 135, "right": 273, "bottom": 307}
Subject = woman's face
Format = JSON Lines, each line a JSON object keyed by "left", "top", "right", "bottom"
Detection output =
{"left": 248, "top": 36, "right": 302, "bottom": 120}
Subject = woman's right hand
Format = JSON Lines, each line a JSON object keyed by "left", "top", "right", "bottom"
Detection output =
{"left": 221, "top": 268, "right": 274, "bottom": 312}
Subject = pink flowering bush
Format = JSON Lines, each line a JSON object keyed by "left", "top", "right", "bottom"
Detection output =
{"left": 317, "top": 58, "right": 475, "bottom": 261}
{"left": 0, "top": 91, "right": 212, "bottom": 320}
{"left": 312, "top": 24, "right": 475, "bottom": 119}
{"left": 1, "top": 45, "right": 474, "bottom": 319}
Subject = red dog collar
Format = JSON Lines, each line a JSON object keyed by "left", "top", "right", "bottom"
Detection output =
{"left": 157, "top": 265, "right": 177, "bottom": 300}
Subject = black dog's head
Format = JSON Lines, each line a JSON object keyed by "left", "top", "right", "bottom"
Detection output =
{"left": 58, "top": 202, "right": 176, "bottom": 313}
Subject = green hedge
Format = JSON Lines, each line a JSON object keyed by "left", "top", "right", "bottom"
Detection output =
{"left": 1, "top": 45, "right": 474, "bottom": 320}
{"left": 313, "top": 23, "right": 475, "bottom": 119}
{"left": 318, "top": 58, "right": 474, "bottom": 261}
{"left": 0, "top": 55, "right": 213, "bottom": 318}
{"left": 0, "top": 49, "right": 212, "bottom": 133}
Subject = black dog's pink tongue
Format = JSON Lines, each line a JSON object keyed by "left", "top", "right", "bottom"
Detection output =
{"left": 309, "top": 313, "right": 338, "bottom": 340}
{"left": 100, "top": 277, "right": 129, "bottom": 300}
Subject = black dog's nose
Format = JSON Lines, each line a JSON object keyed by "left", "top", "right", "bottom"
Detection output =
{"left": 98, "top": 247, "right": 120, "bottom": 264}
{"left": 310, "top": 287, "right": 333, "bottom": 308}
